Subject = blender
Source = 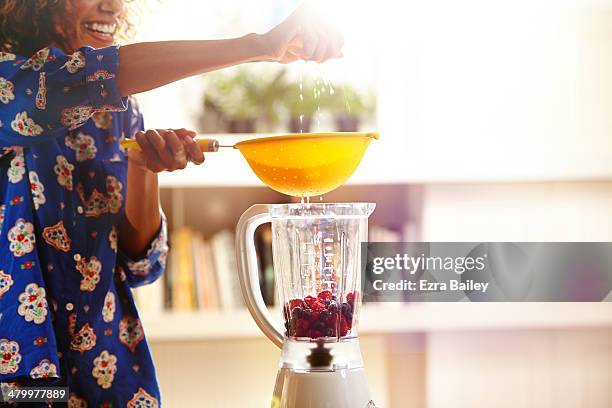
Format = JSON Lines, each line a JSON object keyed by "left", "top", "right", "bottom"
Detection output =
{"left": 236, "top": 202, "right": 377, "bottom": 408}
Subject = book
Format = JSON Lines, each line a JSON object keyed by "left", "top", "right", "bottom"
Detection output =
{"left": 211, "top": 229, "right": 242, "bottom": 309}
{"left": 172, "top": 227, "right": 196, "bottom": 311}
{"left": 191, "top": 233, "right": 203, "bottom": 310}
{"left": 200, "top": 239, "right": 221, "bottom": 310}
{"left": 192, "top": 234, "right": 220, "bottom": 310}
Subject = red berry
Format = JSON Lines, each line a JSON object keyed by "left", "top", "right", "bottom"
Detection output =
{"left": 340, "top": 317, "right": 349, "bottom": 337}
{"left": 296, "top": 318, "right": 310, "bottom": 331}
{"left": 317, "top": 290, "right": 333, "bottom": 303}
{"left": 309, "top": 330, "right": 323, "bottom": 339}
{"left": 310, "top": 300, "right": 325, "bottom": 313}
{"left": 303, "top": 295, "right": 317, "bottom": 307}
{"left": 295, "top": 327, "right": 308, "bottom": 337}
{"left": 289, "top": 299, "right": 304, "bottom": 309}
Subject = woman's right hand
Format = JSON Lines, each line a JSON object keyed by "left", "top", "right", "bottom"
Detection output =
{"left": 259, "top": 5, "right": 345, "bottom": 64}
{"left": 129, "top": 128, "right": 205, "bottom": 173}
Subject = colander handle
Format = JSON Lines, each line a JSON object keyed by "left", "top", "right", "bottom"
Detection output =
{"left": 236, "top": 204, "right": 284, "bottom": 349}
{"left": 120, "top": 137, "right": 220, "bottom": 152}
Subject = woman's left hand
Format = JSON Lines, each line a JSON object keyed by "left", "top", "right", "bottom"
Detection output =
{"left": 128, "top": 128, "right": 205, "bottom": 173}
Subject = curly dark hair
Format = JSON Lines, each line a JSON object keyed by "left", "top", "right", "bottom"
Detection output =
{"left": 0, "top": 0, "right": 136, "bottom": 55}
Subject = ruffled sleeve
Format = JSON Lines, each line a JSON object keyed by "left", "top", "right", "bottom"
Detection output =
{"left": 0, "top": 46, "right": 127, "bottom": 148}
{"left": 117, "top": 213, "right": 169, "bottom": 288}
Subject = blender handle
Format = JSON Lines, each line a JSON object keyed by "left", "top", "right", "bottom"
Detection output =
{"left": 236, "top": 204, "right": 284, "bottom": 349}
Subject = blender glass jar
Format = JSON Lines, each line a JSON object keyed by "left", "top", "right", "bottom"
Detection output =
{"left": 237, "top": 202, "right": 375, "bottom": 372}
{"left": 269, "top": 203, "right": 374, "bottom": 341}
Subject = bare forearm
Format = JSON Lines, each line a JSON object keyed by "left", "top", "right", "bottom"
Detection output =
{"left": 119, "top": 163, "right": 161, "bottom": 258}
{"left": 116, "top": 34, "right": 266, "bottom": 96}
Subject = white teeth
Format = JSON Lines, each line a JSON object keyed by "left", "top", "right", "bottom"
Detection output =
{"left": 85, "top": 23, "right": 116, "bottom": 35}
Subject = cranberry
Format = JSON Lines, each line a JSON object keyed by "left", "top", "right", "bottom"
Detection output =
{"left": 326, "top": 327, "right": 337, "bottom": 337}
{"left": 303, "top": 295, "right": 316, "bottom": 307}
{"left": 289, "top": 299, "right": 305, "bottom": 309}
{"left": 328, "top": 301, "right": 338, "bottom": 311}
{"left": 345, "top": 311, "right": 353, "bottom": 323}
{"left": 291, "top": 307, "right": 303, "bottom": 319}
{"left": 309, "top": 330, "right": 323, "bottom": 339}
{"left": 296, "top": 318, "right": 310, "bottom": 331}
{"left": 346, "top": 291, "right": 359, "bottom": 305}
{"left": 341, "top": 302, "right": 352, "bottom": 316}
{"left": 339, "top": 318, "right": 349, "bottom": 337}
{"left": 285, "top": 291, "right": 359, "bottom": 339}
{"left": 317, "top": 290, "right": 333, "bottom": 303}
{"left": 310, "top": 300, "right": 325, "bottom": 313}
{"left": 319, "top": 310, "right": 330, "bottom": 322}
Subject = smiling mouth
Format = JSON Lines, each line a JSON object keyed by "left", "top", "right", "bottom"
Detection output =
{"left": 83, "top": 22, "right": 117, "bottom": 42}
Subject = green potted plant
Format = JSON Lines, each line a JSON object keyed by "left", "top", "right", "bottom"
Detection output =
{"left": 322, "top": 85, "right": 375, "bottom": 132}
{"left": 203, "top": 70, "right": 257, "bottom": 133}
{"left": 249, "top": 68, "right": 289, "bottom": 132}
{"left": 202, "top": 68, "right": 288, "bottom": 133}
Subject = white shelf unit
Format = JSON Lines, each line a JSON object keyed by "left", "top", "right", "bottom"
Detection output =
{"left": 141, "top": 303, "right": 612, "bottom": 342}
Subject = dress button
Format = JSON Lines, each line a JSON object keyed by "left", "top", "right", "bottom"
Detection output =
{"left": 77, "top": 206, "right": 84, "bottom": 214}
{"left": 65, "top": 303, "right": 74, "bottom": 311}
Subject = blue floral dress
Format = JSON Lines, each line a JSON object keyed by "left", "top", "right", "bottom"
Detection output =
{"left": 0, "top": 46, "right": 168, "bottom": 407}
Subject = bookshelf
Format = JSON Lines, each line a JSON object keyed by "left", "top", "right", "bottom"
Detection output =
{"left": 138, "top": 179, "right": 612, "bottom": 341}
{"left": 133, "top": 183, "right": 421, "bottom": 320}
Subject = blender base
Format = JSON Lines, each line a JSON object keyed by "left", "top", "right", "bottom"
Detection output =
{"left": 272, "top": 367, "right": 376, "bottom": 408}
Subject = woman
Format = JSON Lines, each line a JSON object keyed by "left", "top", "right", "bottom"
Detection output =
{"left": 0, "top": 0, "right": 343, "bottom": 406}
